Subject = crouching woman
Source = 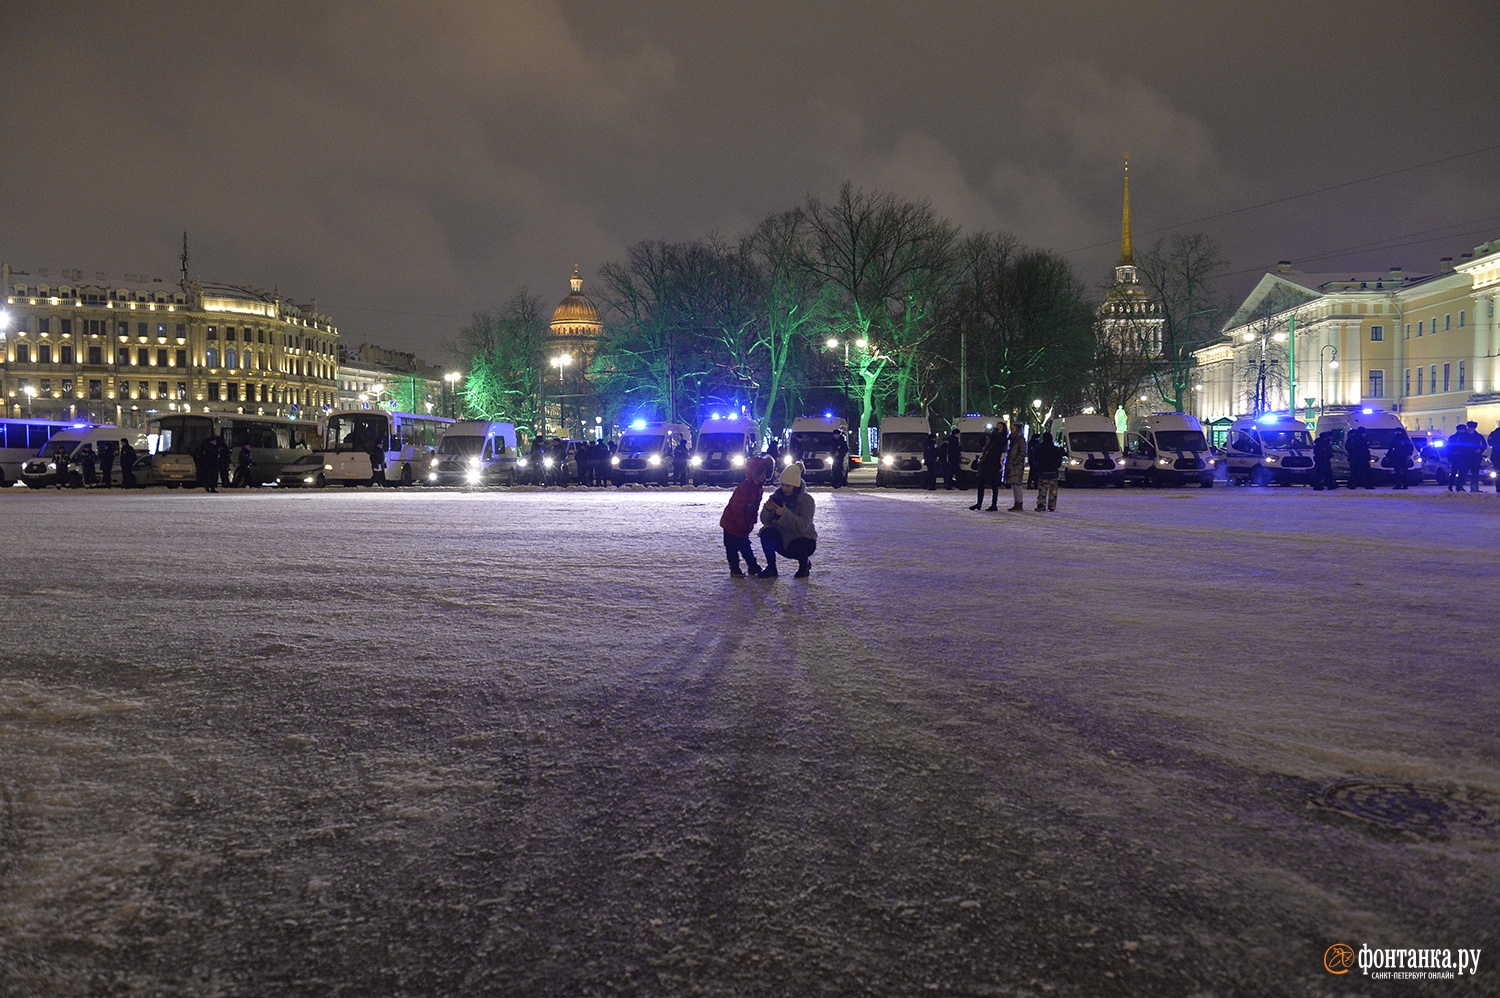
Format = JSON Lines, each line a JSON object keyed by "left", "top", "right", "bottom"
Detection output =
{"left": 759, "top": 462, "right": 818, "bottom": 578}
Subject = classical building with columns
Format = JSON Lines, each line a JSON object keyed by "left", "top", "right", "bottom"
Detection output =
{"left": 1, "top": 263, "right": 339, "bottom": 427}
{"left": 1190, "top": 236, "right": 1500, "bottom": 436}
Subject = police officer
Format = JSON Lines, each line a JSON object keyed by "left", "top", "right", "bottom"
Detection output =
{"left": 1311, "top": 431, "right": 1336, "bottom": 491}
{"left": 119, "top": 438, "right": 138, "bottom": 489}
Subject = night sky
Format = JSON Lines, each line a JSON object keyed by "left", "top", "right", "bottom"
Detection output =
{"left": 4, "top": 1, "right": 1497, "bottom": 357}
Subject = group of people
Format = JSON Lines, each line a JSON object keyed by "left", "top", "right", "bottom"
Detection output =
{"left": 719, "top": 456, "right": 818, "bottom": 579}
{"left": 48, "top": 438, "right": 140, "bottom": 489}
{"left": 1308, "top": 420, "right": 1500, "bottom": 492}
{"left": 916, "top": 424, "right": 1065, "bottom": 512}
{"left": 190, "top": 435, "right": 257, "bottom": 492}
{"left": 1440, "top": 421, "right": 1499, "bottom": 493}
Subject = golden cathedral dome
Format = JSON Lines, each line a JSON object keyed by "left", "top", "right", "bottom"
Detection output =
{"left": 550, "top": 266, "right": 602, "bottom": 334}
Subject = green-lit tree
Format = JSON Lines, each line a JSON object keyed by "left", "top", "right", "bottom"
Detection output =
{"left": 455, "top": 289, "right": 546, "bottom": 433}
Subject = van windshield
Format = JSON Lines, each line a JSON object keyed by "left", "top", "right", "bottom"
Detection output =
{"left": 1067, "top": 431, "right": 1119, "bottom": 452}
{"left": 1260, "top": 429, "right": 1311, "bottom": 449}
{"left": 697, "top": 433, "right": 746, "bottom": 453}
{"left": 1155, "top": 430, "right": 1207, "bottom": 451}
{"left": 437, "top": 436, "right": 484, "bottom": 456}
{"left": 620, "top": 434, "right": 665, "bottom": 452}
{"left": 881, "top": 432, "right": 927, "bottom": 453}
{"left": 790, "top": 431, "right": 842, "bottom": 450}
{"left": 1362, "top": 428, "right": 1399, "bottom": 450}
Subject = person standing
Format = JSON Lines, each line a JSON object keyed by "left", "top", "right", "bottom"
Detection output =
{"left": 1446, "top": 424, "right": 1476, "bottom": 492}
{"left": 1346, "top": 427, "right": 1372, "bottom": 490}
{"left": 1489, "top": 422, "right": 1500, "bottom": 493}
{"left": 194, "top": 436, "right": 217, "bottom": 492}
{"left": 216, "top": 435, "right": 232, "bottom": 489}
{"left": 1311, "top": 431, "right": 1336, "bottom": 491}
{"left": 1032, "top": 428, "right": 1064, "bottom": 511}
{"left": 552, "top": 438, "right": 569, "bottom": 488}
{"left": 944, "top": 428, "right": 961, "bottom": 490}
{"left": 119, "top": 438, "right": 138, "bottom": 489}
{"left": 831, "top": 432, "right": 849, "bottom": 489}
{"left": 98, "top": 439, "right": 117, "bottom": 489}
{"left": 1003, "top": 421, "right": 1027, "bottom": 510}
{"left": 759, "top": 462, "right": 817, "bottom": 578}
{"left": 1467, "top": 421, "right": 1487, "bottom": 493}
{"left": 233, "top": 442, "right": 255, "bottom": 488}
{"left": 970, "top": 424, "right": 1007, "bottom": 511}
{"left": 672, "top": 438, "right": 690, "bottom": 486}
{"left": 1389, "top": 428, "right": 1413, "bottom": 490}
{"left": 529, "top": 437, "right": 545, "bottom": 486}
{"left": 922, "top": 433, "right": 938, "bottom": 491}
{"left": 79, "top": 444, "right": 98, "bottom": 488}
{"left": 719, "top": 456, "right": 772, "bottom": 577}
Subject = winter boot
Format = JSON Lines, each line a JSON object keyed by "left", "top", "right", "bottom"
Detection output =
{"left": 794, "top": 560, "right": 811, "bottom": 579}
{"left": 760, "top": 559, "right": 778, "bottom": 579}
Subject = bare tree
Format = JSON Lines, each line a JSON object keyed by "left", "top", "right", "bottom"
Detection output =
{"left": 1135, "top": 233, "right": 1229, "bottom": 412}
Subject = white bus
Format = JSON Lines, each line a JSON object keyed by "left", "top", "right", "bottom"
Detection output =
{"left": 0, "top": 417, "right": 72, "bottom": 486}
{"left": 150, "top": 412, "right": 317, "bottom": 487}
{"left": 319, "top": 409, "right": 453, "bottom": 486}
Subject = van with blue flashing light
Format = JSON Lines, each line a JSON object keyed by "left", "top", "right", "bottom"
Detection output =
{"left": 875, "top": 415, "right": 931, "bottom": 487}
{"left": 1121, "top": 412, "right": 1216, "bottom": 487}
{"left": 690, "top": 413, "right": 759, "bottom": 486}
{"left": 611, "top": 420, "right": 692, "bottom": 485}
{"left": 1315, "top": 407, "right": 1421, "bottom": 485}
{"left": 19, "top": 424, "right": 145, "bottom": 488}
{"left": 1223, "top": 413, "right": 1315, "bottom": 486}
{"left": 952, "top": 415, "right": 1002, "bottom": 485}
{"left": 1056, "top": 413, "right": 1125, "bottom": 487}
{"left": 785, "top": 414, "right": 850, "bottom": 484}
{"left": 428, "top": 420, "right": 518, "bottom": 486}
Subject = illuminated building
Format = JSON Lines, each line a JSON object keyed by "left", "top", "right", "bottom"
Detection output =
{"left": 545, "top": 266, "right": 603, "bottom": 436}
{"left": 1, "top": 263, "right": 339, "bottom": 427}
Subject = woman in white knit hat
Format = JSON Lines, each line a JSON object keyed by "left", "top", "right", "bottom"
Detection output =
{"left": 758, "top": 461, "right": 818, "bottom": 578}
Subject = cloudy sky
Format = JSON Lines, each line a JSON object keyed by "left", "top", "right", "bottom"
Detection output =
{"left": 4, "top": 1, "right": 1497, "bottom": 358}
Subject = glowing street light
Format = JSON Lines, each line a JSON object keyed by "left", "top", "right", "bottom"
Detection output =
{"left": 443, "top": 371, "right": 462, "bottom": 419}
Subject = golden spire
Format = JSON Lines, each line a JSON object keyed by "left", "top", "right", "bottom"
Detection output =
{"left": 1118, "top": 153, "right": 1134, "bottom": 268}
{"left": 570, "top": 265, "right": 583, "bottom": 295}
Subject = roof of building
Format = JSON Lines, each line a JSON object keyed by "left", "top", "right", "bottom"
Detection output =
{"left": 551, "top": 267, "right": 601, "bottom": 331}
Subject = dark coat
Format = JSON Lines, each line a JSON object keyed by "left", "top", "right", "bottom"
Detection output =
{"left": 976, "top": 429, "right": 1007, "bottom": 484}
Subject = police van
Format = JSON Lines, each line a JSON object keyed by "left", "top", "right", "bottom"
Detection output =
{"left": 1121, "top": 412, "right": 1216, "bottom": 488}
{"left": 1315, "top": 408, "right": 1420, "bottom": 485}
{"left": 786, "top": 415, "right": 850, "bottom": 485}
{"left": 1055, "top": 413, "right": 1125, "bottom": 487}
{"left": 1223, "top": 413, "right": 1315, "bottom": 486}
{"left": 690, "top": 414, "right": 760, "bottom": 486}
{"left": 875, "top": 415, "right": 932, "bottom": 487}
{"left": 612, "top": 421, "right": 693, "bottom": 485}
{"left": 20, "top": 425, "right": 145, "bottom": 488}
{"left": 428, "top": 421, "right": 518, "bottom": 485}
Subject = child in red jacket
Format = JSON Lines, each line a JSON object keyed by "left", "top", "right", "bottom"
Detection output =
{"left": 719, "top": 456, "right": 774, "bottom": 577}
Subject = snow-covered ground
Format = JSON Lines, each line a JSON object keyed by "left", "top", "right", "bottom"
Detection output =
{"left": 1, "top": 483, "right": 1497, "bottom": 996}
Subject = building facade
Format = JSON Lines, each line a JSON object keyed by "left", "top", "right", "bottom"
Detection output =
{"left": 545, "top": 266, "right": 603, "bottom": 437}
{"left": 1, "top": 263, "right": 339, "bottom": 427}
{"left": 1191, "top": 237, "right": 1500, "bottom": 436}
{"left": 334, "top": 343, "right": 448, "bottom": 415}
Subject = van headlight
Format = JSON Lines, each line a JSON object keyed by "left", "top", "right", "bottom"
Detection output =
{"left": 517, "top": 458, "right": 528, "bottom": 468}
{"left": 303, "top": 475, "right": 316, "bottom": 484}
{"left": 881, "top": 455, "right": 893, "bottom": 466}
{"left": 466, "top": 469, "right": 481, "bottom": 484}
{"left": 690, "top": 455, "right": 702, "bottom": 467}
{"left": 1265, "top": 456, "right": 1279, "bottom": 464}
{"left": 470, "top": 457, "right": 481, "bottom": 469}
{"left": 1068, "top": 458, "right": 1080, "bottom": 466}
{"left": 324, "top": 464, "right": 334, "bottom": 472}
{"left": 543, "top": 457, "right": 554, "bottom": 468}
{"left": 1157, "top": 458, "right": 1170, "bottom": 466}
{"left": 783, "top": 454, "right": 792, "bottom": 466}
{"left": 610, "top": 455, "right": 619, "bottom": 466}
{"left": 429, "top": 472, "right": 439, "bottom": 482}
{"left": 648, "top": 455, "right": 661, "bottom": 467}
{"left": 731, "top": 455, "right": 745, "bottom": 467}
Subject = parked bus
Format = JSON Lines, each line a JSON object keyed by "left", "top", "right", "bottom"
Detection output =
{"left": 319, "top": 409, "right": 453, "bottom": 486}
{"left": 150, "top": 412, "right": 316, "bottom": 487}
{"left": 0, "top": 417, "right": 72, "bottom": 486}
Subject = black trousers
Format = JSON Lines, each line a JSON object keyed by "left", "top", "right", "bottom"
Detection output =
{"left": 723, "top": 531, "right": 760, "bottom": 571}
{"left": 760, "top": 528, "right": 816, "bottom": 567}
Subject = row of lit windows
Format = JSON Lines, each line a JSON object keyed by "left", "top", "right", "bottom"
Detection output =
{"left": 10, "top": 376, "right": 334, "bottom": 407}
{"left": 1404, "top": 311, "right": 1466, "bottom": 338}
{"left": 7, "top": 342, "right": 334, "bottom": 377}
{"left": 6, "top": 316, "right": 335, "bottom": 358}
{"left": 1405, "top": 363, "right": 1467, "bottom": 397}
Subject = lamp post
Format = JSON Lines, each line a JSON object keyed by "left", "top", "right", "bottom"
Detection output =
{"left": 549, "top": 353, "right": 572, "bottom": 437}
{"left": 824, "top": 336, "right": 867, "bottom": 422}
{"left": 444, "top": 372, "right": 462, "bottom": 419}
{"left": 1319, "top": 344, "right": 1339, "bottom": 415}
{"left": 24, "top": 384, "right": 37, "bottom": 418}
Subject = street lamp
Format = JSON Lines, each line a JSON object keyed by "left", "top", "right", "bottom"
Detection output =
{"left": 444, "top": 372, "right": 462, "bottom": 419}
{"left": 1319, "top": 344, "right": 1339, "bottom": 415}
{"left": 547, "top": 353, "right": 572, "bottom": 437}
{"left": 24, "top": 384, "right": 37, "bottom": 417}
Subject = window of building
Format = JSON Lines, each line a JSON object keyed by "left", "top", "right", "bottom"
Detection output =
{"left": 38, "top": 317, "right": 50, "bottom": 334}
{"left": 1443, "top": 363, "right": 1451, "bottom": 392}
{"left": 61, "top": 379, "right": 73, "bottom": 395}
{"left": 138, "top": 380, "right": 148, "bottom": 398}
{"left": 1459, "top": 310, "right": 1466, "bottom": 328}
{"left": 1404, "top": 369, "right": 1411, "bottom": 396}
{"left": 1370, "top": 325, "right": 1383, "bottom": 341}
{"left": 1417, "top": 320, "right": 1423, "bottom": 336}
{"left": 60, "top": 319, "right": 71, "bottom": 334}
{"left": 176, "top": 323, "right": 187, "bottom": 338}
{"left": 117, "top": 321, "right": 129, "bottom": 336}
{"left": 39, "top": 379, "right": 50, "bottom": 393}
{"left": 1444, "top": 314, "right": 1451, "bottom": 331}
{"left": 117, "top": 347, "right": 129, "bottom": 366}
{"left": 158, "top": 381, "right": 168, "bottom": 398}
{"left": 15, "top": 343, "right": 29, "bottom": 363}
{"left": 175, "top": 349, "right": 187, "bottom": 368}
{"left": 1459, "top": 361, "right": 1466, "bottom": 390}
{"left": 1368, "top": 370, "right": 1384, "bottom": 398}
{"left": 205, "top": 347, "right": 218, "bottom": 368}
{"left": 176, "top": 382, "right": 187, "bottom": 400}
{"left": 1404, "top": 324, "right": 1411, "bottom": 339}
{"left": 1430, "top": 365, "right": 1437, "bottom": 393}
{"left": 39, "top": 344, "right": 52, "bottom": 364}
{"left": 89, "top": 380, "right": 102, "bottom": 400}
{"left": 137, "top": 322, "right": 148, "bottom": 337}
{"left": 136, "top": 347, "right": 148, "bottom": 366}
{"left": 227, "top": 382, "right": 240, "bottom": 402}
{"left": 61, "top": 344, "right": 74, "bottom": 363}
{"left": 208, "top": 382, "right": 221, "bottom": 401}
{"left": 226, "top": 348, "right": 237, "bottom": 369}
{"left": 1414, "top": 369, "right": 1422, "bottom": 395}
{"left": 157, "top": 348, "right": 168, "bottom": 367}
{"left": 207, "top": 326, "right": 218, "bottom": 340}
{"left": 88, "top": 345, "right": 102, "bottom": 364}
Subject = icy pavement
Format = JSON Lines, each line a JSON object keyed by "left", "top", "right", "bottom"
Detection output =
{"left": 1, "top": 484, "right": 1497, "bottom": 996}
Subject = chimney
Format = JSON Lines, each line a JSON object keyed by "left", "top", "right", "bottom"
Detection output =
{"left": 1277, "top": 260, "right": 1292, "bottom": 273}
